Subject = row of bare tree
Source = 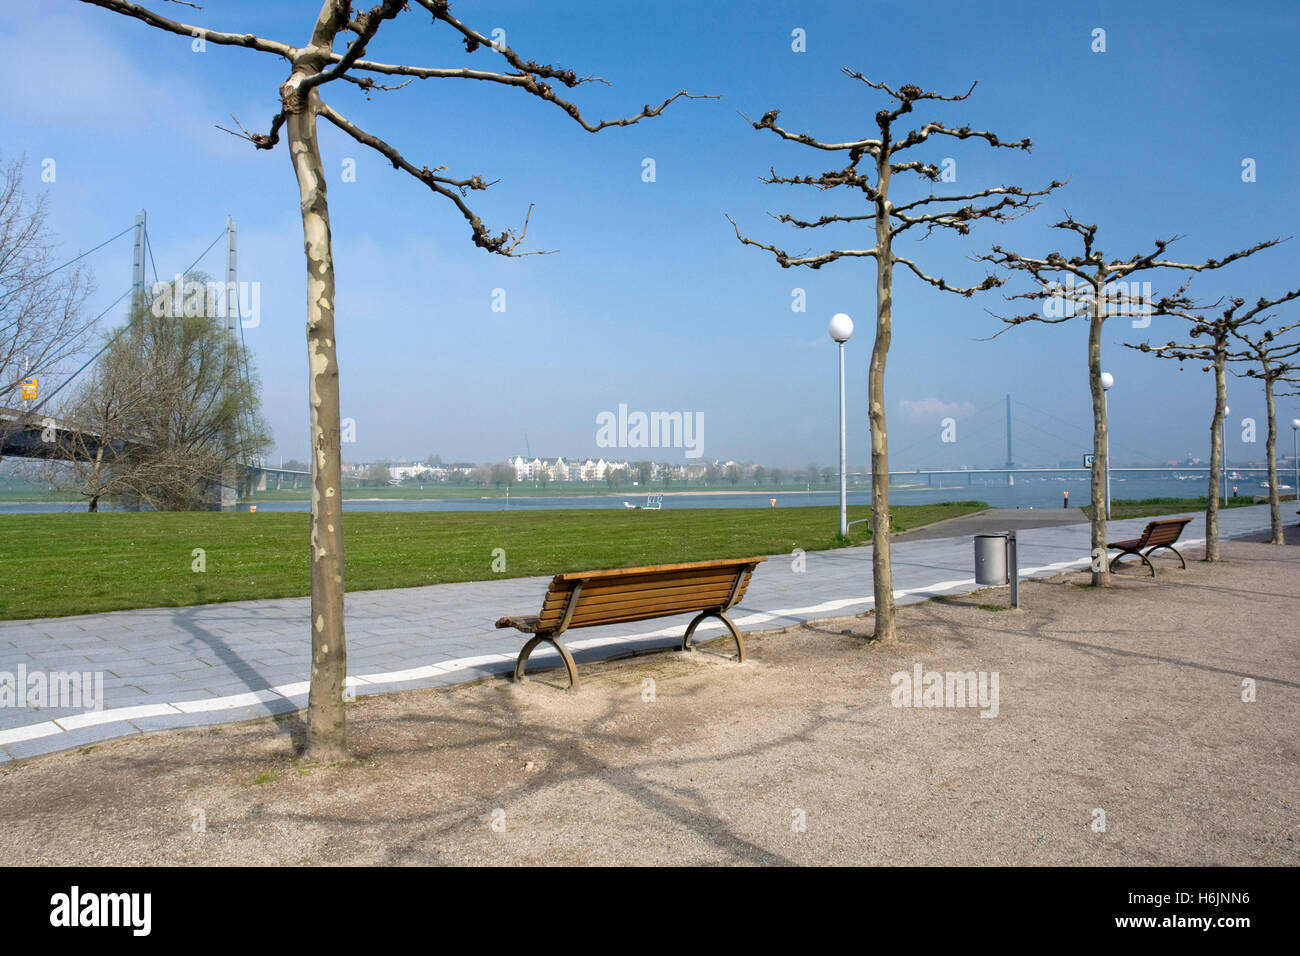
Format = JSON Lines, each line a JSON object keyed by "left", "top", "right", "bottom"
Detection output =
{"left": 726, "top": 75, "right": 1297, "bottom": 637}
{"left": 70, "top": 1, "right": 1297, "bottom": 763}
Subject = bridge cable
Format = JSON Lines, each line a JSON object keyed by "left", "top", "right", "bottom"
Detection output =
{"left": 0, "top": 224, "right": 134, "bottom": 302}
{"left": 27, "top": 287, "right": 135, "bottom": 414}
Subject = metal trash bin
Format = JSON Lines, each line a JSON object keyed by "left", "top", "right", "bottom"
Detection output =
{"left": 974, "top": 533, "right": 1009, "bottom": 586}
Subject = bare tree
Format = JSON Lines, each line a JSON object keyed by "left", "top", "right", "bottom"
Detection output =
{"left": 728, "top": 74, "right": 1061, "bottom": 641}
{"left": 1232, "top": 307, "right": 1300, "bottom": 543}
{"left": 51, "top": 283, "right": 271, "bottom": 511}
{"left": 981, "top": 218, "right": 1281, "bottom": 582}
{"left": 1129, "top": 289, "right": 1300, "bottom": 549}
{"left": 80, "top": 0, "right": 703, "bottom": 760}
{"left": 0, "top": 156, "right": 95, "bottom": 414}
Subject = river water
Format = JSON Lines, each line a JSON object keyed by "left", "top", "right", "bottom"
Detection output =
{"left": 3, "top": 470, "right": 1280, "bottom": 515}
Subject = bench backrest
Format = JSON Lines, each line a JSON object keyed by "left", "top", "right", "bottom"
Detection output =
{"left": 533, "top": 557, "right": 766, "bottom": 632}
{"left": 1139, "top": 518, "right": 1192, "bottom": 548}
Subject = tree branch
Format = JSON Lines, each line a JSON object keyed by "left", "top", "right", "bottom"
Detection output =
{"left": 724, "top": 215, "right": 876, "bottom": 269}
{"left": 317, "top": 101, "right": 545, "bottom": 256}
{"left": 78, "top": 0, "right": 294, "bottom": 58}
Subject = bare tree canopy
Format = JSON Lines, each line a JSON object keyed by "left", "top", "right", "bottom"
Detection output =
{"left": 729, "top": 72, "right": 1062, "bottom": 642}
{"left": 1128, "top": 288, "right": 1300, "bottom": 548}
{"left": 981, "top": 215, "right": 1284, "bottom": 582}
{"left": 80, "top": 0, "right": 705, "bottom": 760}
{"left": 0, "top": 155, "right": 95, "bottom": 409}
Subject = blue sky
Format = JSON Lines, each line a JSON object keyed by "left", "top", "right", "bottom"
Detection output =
{"left": 5, "top": 0, "right": 1299, "bottom": 469}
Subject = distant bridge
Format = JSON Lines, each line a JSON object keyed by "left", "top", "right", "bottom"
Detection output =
{"left": 0, "top": 406, "right": 308, "bottom": 496}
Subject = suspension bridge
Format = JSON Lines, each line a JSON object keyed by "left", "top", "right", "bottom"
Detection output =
{"left": 0, "top": 211, "right": 306, "bottom": 506}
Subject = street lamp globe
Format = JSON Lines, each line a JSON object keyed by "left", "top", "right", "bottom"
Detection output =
{"left": 828, "top": 313, "right": 854, "bottom": 343}
{"left": 1100, "top": 372, "right": 1114, "bottom": 391}
{"left": 1292, "top": 419, "right": 1300, "bottom": 431}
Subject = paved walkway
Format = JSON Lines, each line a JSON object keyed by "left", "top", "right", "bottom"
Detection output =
{"left": 0, "top": 505, "right": 1279, "bottom": 760}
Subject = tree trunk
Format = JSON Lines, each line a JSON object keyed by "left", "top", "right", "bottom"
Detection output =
{"left": 868, "top": 160, "right": 895, "bottom": 642}
{"left": 88, "top": 445, "right": 103, "bottom": 513}
{"left": 1264, "top": 364, "right": 1282, "bottom": 544}
{"left": 1206, "top": 348, "right": 1226, "bottom": 562}
{"left": 1087, "top": 276, "right": 1110, "bottom": 586}
{"left": 285, "top": 15, "right": 349, "bottom": 761}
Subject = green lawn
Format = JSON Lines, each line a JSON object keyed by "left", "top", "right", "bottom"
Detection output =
{"left": 1082, "top": 496, "right": 1276, "bottom": 520}
{"left": 2, "top": 502, "right": 986, "bottom": 620}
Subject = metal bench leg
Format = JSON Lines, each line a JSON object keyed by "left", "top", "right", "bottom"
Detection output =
{"left": 682, "top": 610, "right": 746, "bottom": 663}
{"left": 515, "top": 633, "right": 580, "bottom": 693}
{"left": 1108, "top": 551, "right": 1133, "bottom": 570}
{"left": 1146, "top": 545, "right": 1186, "bottom": 570}
{"left": 1139, "top": 552, "right": 1156, "bottom": 577}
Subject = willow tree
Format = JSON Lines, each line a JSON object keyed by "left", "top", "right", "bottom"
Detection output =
{"left": 727, "top": 74, "right": 1061, "bottom": 642}
{"left": 981, "top": 219, "right": 1280, "bottom": 584}
{"left": 81, "top": 0, "right": 700, "bottom": 760}
{"left": 1130, "top": 289, "right": 1300, "bottom": 550}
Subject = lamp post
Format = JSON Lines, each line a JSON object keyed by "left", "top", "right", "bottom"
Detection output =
{"left": 1100, "top": 371, "right": 1113, "bottom": 519}
{"left": 1292, "top": 419, "right": 1299, "bottom": 499}
{"left": 829, "top": 313, "right": 854, "bottom": 537}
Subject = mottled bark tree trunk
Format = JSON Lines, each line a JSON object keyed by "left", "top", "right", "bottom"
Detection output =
{"left": 1087, "top": 277, "right": 1110, "bottom": 586}
{"left": 285, "top": 3, "right": 349, "bottom": 761}
{"left": 1263, "top": 364, "right": 1283, "bottom": 544}
{"left": 1206, "top": 350, "right": 1226, "bottom": 562}
{"left": 869, "top": 157, "right": 896, "bottom": 642}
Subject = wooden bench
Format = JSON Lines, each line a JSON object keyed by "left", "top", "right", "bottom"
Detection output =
{"left": 1107, "top": 517, "right": 1193, "bottom": 576}
{"left": 495, "top": 556, "right": 766, "bottom": 691}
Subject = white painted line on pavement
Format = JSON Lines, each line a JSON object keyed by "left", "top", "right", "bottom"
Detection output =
{"left": 55, "top": 703, "right": 179, "bottom": 731}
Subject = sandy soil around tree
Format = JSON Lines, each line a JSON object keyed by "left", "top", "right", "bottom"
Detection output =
{"left": 1, "top": 536, "right": 1296, "bottom": 866}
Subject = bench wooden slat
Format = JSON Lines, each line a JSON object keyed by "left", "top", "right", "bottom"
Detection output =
{"left": 546, "top": 567, "right": 756, "bottom": 594}
{"left": 550, "top": 557, "right": 765, "bottom": 583}
{"left": 535, "top": 574, "right": 756, "bottom": 630}
{"left": 565, "top": 586, "right": 751, "bottom": 626}
{"left": 539, "top": 574, "right": 746, "bottom": 611}
{"left": 553, "top": 588, "right": 735, "bottom": 622}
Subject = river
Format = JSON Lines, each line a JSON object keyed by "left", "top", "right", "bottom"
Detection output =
{"left": 2, "top": 470, "right": 1279, "bottom": 515}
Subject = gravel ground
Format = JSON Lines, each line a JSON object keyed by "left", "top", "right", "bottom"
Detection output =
{"left": 1, "top": 537, "right": 1295, "bottom": 866}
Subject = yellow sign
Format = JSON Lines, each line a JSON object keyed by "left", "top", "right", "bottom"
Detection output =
{"left": 20, "top": 378, "right": 37, "bottom": 400}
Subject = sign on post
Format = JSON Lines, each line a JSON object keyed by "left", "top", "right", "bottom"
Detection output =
{"left": 20, "top": 378, "right": 38, "bottom": 401}
{"left": 1083, "top": 454, "right": 1094, "bottom": 468}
